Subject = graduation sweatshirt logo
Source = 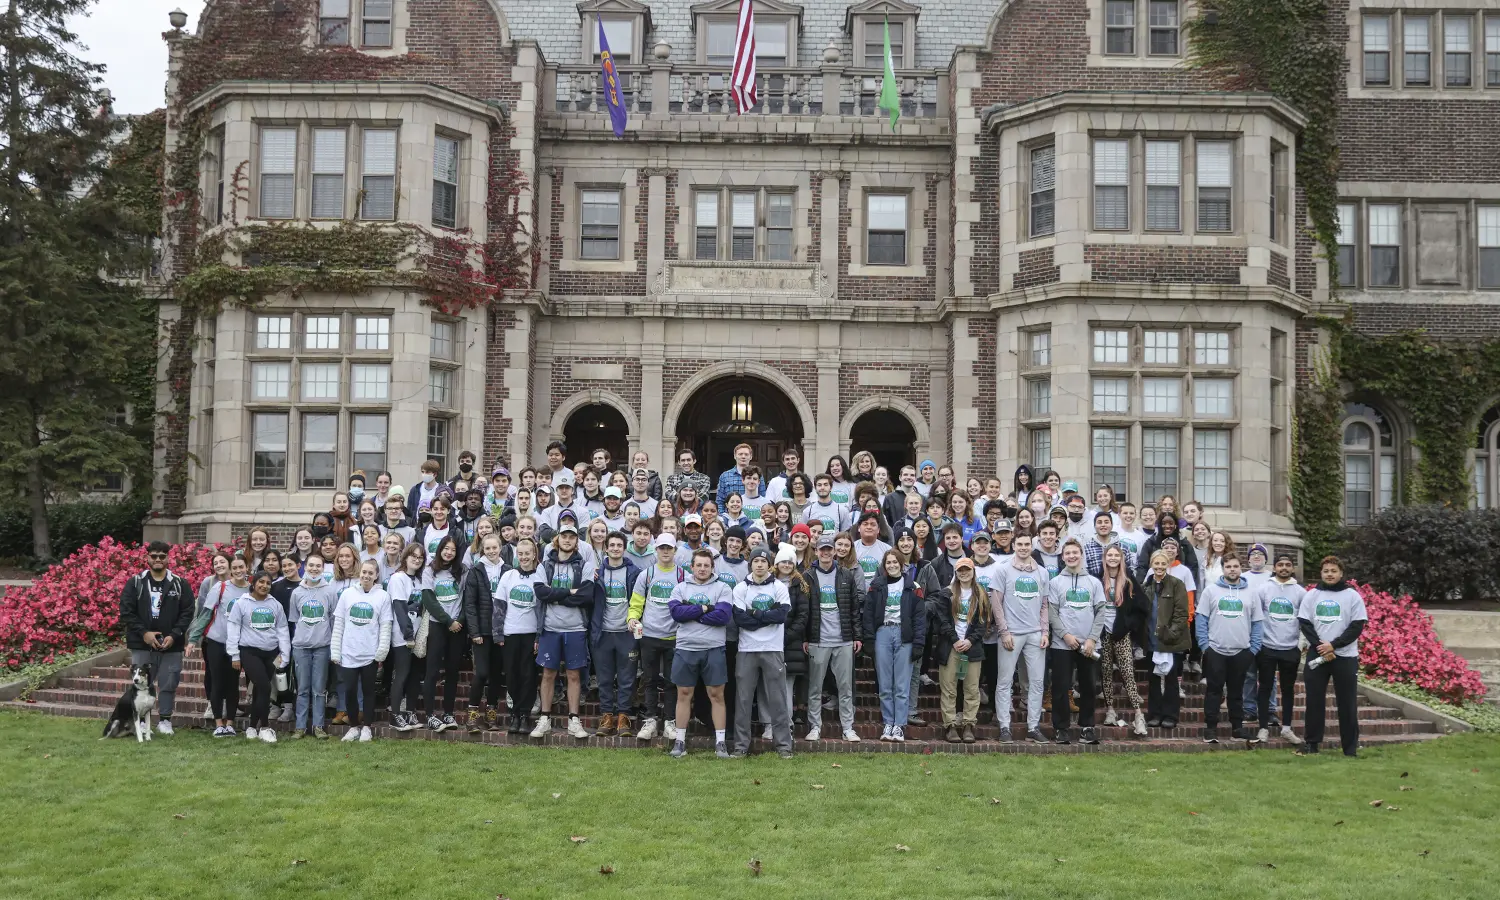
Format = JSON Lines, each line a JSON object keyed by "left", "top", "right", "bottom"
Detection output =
{"left": 819, "top": 585, "right": 837, "bottom": 610}
{"left": 298, "top": 599, "right": 327, "bottom": 626}
{"left": 249, "top": 606, "right": 276, "bottom": 631}
{"left": 751, "top": 591, "right": 775, "bottom": 612}
{"left": 508, "top": 585, "right": 535, "bottom": 609}
{"left": 1315, "top": 598, "right": 1342, "bottom": 624}
{"left": 648, "top": 575, "right": 675, "bottom": 607}
{"left": 349, "top": 601, "right": 375, "bottom": 626}
{"left": 604, "top": 581, "right": 628, "bottom": 608}
{"left": 689, "top": 591, "right": 712, "bottom": 608}
{"left": 1065, "top": 588, "right": 1091, "bottom": 610}
{"left": 1013, "top": 576, "right": 1040, "bottom": 602}
{"left": 1217, "top": 595, "right": 1244, "bottom": 618}
{"left": 1267, "top": 597, "right": 1296, "bottom": 621}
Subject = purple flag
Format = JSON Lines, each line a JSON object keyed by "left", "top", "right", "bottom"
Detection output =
{"left": 597, "top": 20, "right": 628, "bottom": 137}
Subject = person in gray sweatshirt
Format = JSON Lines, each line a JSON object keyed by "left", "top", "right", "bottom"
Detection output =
{"left": 994, "top": 532, "right": 1050, "bottom": 744}
{"left": 667, "top": 549, "right": 735, "bottom": 758}
{"left": 188, "top": 557, "right": 250, "bottom": 737}
{"left": 288, "top": 553, "right": 338, "bottom": 739}
{"left": 1046, "top": 539, "right": 1106, "bottom": 744}
{"left": 1298, "top": 555, "right": 1368, "bottom": 757}
{"left": 225, "top": 571, "right": 291, "bottom": 743}
{"left": 1195, "top": 554, "right": 1265, "bottom": 743}
{"left": 1254, "top": 552, "right": 1306, "bottom": 744}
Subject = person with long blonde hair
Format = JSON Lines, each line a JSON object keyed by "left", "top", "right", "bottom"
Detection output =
{"left": 933, "top": 557, "right": 992, "bottom": 743}
{"left": 1099, "top": 544, "right": 1148, "bottom": 736}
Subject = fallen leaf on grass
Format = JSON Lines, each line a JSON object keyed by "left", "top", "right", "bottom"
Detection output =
{"left": 1188, "top": 811, "right": 1200, "bottom": 816}
{"left": 1334, "top": 820, "right": 1344, "bottom": 826}
{"left": 811, "top": 784, "right": 825, "bottom": 790}
{"left": 921, "top": 746, "right": 933, "bottom": 755}
{"left": 1054, "top": 858, "right": 1066, "bottom": 864}
{"left": 1419, "top": 850, "right": 1430, "bottom": 857}
{"left": 552, "top": 793, "right": 562, "bottom": 799}
{"left": 291, "top": 859, "right": 307, "bottom": 866}
{"left": 1400, "top": 771, "right": 1409, "bottom": 778}
{"left": 599, "top": 865, "right": 614, "bottom": 876}
{"left": 1387, "top": 806, "right": 1401, "bottom": 811}
{"left": 753, "top": 779, "right": 762, "bottom": 785}
{"left": 172, "top": 813, "right": 187, "bottom": 820}
{"left": 42, "top": 754, "right": 51, "bottom": 759}
{"left": 484, "top": 820, "right": 494, "bottom": 824}
{"left": 830, "top": 763, "right": 842, "bottom": 768}
{"left": 1145, "top": 768, "right": 1158, "bottom": 773}
{"left": 1400, "top": 786, "right": 1413, "bottom": 792}
{"left": 748, "top": 858, "right": 763, "bottom": 877}
{"left": 1262, "top": 863, "right": 1277, "bottom": 869}
{"left": 1369, "top": 799, "right": 1383, "bottom": 808}
{"left": 894, "top": 845, "right": 910, "bottom": 852}
{"left": 497, "top": 895, "right": 510, "bottom": 899}
{"left": 990, "top": 798, "right": 1002, "bottom": 805}
{"left": 569, "top": 836, "right": 588, "bottom": 844}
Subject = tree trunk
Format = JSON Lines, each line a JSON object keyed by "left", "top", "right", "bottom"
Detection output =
{"left": 24, "top": 403, "right": 51, "bottom": 560}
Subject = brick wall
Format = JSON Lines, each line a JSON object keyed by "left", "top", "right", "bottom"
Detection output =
{"left": 769, "top": 360, "right": 819, "bottom": 411}
{"left": 547, "top": 169, "right": 648, "bottom": 296}
{"left": 1293, "top": 189, "right": 1315, "bottom": 300}
{"left": 1084, "top": 245, "right": 1246, "bottom": 284}
{"left": 1352, "top": 303, "right": 1500, "bottom": 341}
{"left": 1340, "top": 100, "right": 1500, "bottom": 183}
{"left": 968, "top": 317, "right": 997, "bottom": 477}
{"left": 182, "top": 524, "right": 207, "bottom": 545}
{"left": 1268, "top": 251, "right": 1290, "bottom": 290}
{"left": 837, "top": 364, "right": 933, "bottom": 423}
{"left": 663, "top": 170, "right": 679, "bottom": 262}
{"left": 1014, "top": 245, "right": 1060, "bottom": 288}
{"left": 549, "top": 356, "right": 644, "bottom": 416}
{"left": 837, "top": 175, "right": 940, "bottom": 303}
{"left": 1295, "top": 321, "right": 1319, "bottom": 385}
{"left": 484, "top": 306, "right": 517, "bottom": 464}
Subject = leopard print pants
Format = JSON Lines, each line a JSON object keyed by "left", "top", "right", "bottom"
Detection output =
{"left": 1100, "top": 633, "right": 1142, "bottom": 712}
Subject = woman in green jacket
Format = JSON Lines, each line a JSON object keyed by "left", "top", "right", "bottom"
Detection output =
{"left": 1142, "top": 549, "right": 1190, "bottom": 730}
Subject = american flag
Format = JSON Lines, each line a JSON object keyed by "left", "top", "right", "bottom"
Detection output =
{"left": 729, "top": 0, "right": 757, "bottom": 114}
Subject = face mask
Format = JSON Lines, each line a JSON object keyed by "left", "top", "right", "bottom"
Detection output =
{"left": 460, "top": 462, "right": 473, "bottom": 473}
{"left": 312, "top": 524, "right": 331, "bottom": 539}
{"left": 1067, "top": 512, "right": 1083, "bottom": 522}
{"left": 302, "top": 572, "right": 326, "bottom": 587}
{"left": 421, "top": 473, "right": 436, "bottom": 485}
{"left": 348, "top": 487, "right": 364, "bottom": 502}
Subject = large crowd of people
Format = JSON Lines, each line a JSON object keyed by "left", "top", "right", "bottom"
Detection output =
{"left": 120, "top": 443, "right": 1367, "bottom": 758}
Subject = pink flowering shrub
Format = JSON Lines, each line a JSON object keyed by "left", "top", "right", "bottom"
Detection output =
{"left": 1, "top": 538, "right": 218, "bottom": 670}
{"left": 1355, "top": 581, "right": 1488, "bottom": 704}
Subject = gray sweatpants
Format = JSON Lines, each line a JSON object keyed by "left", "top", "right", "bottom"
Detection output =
{"left": 996, "top": 631, "right": 1046, "bottom": 730}
{"left": 131, "top": 649, "right": 184, "bottom": 718}
{"left": 806, "top": 644, "right": 855, "bottom": 733}
{"left": 734, "top": 651, "right": 792, "bottom": 753}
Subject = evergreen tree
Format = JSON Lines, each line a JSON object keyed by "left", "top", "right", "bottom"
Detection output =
{"left": 0, "top": 0, "right": 153, "bottom": 561}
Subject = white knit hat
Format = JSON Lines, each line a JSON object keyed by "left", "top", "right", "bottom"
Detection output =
{"left": 774, "top": 542, "right": 798, "bottom": 566}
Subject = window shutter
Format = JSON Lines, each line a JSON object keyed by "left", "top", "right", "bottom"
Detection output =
{"left": 1032, "top": 146, "right": 1055, "bottom": 192}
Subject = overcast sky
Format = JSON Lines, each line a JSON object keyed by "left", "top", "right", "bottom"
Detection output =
{"left": 69, "top": 1, "right": 206, "bottom": 115}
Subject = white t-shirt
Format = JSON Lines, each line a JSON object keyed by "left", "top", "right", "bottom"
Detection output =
{"left": 333, "top": 585, "right": 391, "bottom": 668}
{"left": 732, "top": 577, "right": 790, "bottom": 653}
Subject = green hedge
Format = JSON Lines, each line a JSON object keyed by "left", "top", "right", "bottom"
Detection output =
{"left": 0, "top": 499, "right": 151, "bottom": 564}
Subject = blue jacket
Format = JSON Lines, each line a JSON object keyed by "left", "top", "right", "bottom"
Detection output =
{"left": 589, "top": 557, "right": 643, "bottom": 635}
{"left": 532, "top": 550, "right": 595, "bottom": 637}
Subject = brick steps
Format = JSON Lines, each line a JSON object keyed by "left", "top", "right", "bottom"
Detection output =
{"left": 17, "top": 653, "right": 1442, "bottom": 754}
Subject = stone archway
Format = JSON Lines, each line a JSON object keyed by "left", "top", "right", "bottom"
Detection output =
{"left": 840, "top": 395, "right": 930, "bottom": 472}
{"left": 548, "top": 389, "right": 640, "bottom": 466}
{"left": 664, "top": 362, "right": 818, "bottom": 472}
{"left": 669, "top": 373, "right": 808, "bottom": 483}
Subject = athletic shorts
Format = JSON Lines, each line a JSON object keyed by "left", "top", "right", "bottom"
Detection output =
{"left": 537, "top": 631, "right": 589, "bottom": 671}
{"left": 671, "top": 646, "right": 728, "bottom": 687}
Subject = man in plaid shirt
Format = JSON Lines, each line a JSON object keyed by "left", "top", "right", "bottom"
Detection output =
{"left": 1083, "top": 510, "right": 1136, "bottom": 579}
{"left": 664, "top": 447, "right": 711, "bottom": 504}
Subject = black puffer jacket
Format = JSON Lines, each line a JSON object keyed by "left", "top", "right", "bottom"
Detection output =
{"left": 797, "top": 563, "right": 861, "bottom": 644}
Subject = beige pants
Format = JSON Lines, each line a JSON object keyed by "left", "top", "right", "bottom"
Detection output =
{"left": 938, "top": 650, "right": 980, "bottom": 726}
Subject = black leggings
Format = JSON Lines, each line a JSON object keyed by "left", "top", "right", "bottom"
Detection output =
{"left": 1049, "top": 647, "right": 1097, "bottom": 731}
{"left": 340, "top": 662, "right": 378, "bottom": 726}
{"left": 1257, "top": 647, "right": 1301, "bottom": 729}
{"left": 424, "top": 623, "right": 467, "bottom": 716}
{"left": 388, "top": 645, "right": 422, "bottom": 717}
{"left": 502, "top": 632, "right": 538, "bottom": 718}
{"left": 203, "top": 638, "right": 238, "bottom": 721}
{"left": 638, "top": 636, "right": 675, "bottom": 721}
{"left": 239, "top": 646, "right": 278, "bottom": 728}
{"left": 470, "top": 636, "right": 505, "bottom": 708}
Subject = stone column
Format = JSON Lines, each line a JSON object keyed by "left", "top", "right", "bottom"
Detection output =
{"left": 640, "top": 318, "right": 665, "bottom": 462}
{"left": 949, "top": 316, "right": 978, "bottom": 475}
{"left": 514, "top": 308, "right": 544, "bottom": 467}
{"left": 647, "top": 169, "right": 667, "bottom": 293}
{"left": 819, "top": 173, "right": 840, "bottom": 302}
{"left": 815, "top": 322, "right": 842, "bottom": 465}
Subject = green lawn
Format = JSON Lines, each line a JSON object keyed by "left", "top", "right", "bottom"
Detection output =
{"left": 2, "top": 711, "right": 1496, "bottom": 899}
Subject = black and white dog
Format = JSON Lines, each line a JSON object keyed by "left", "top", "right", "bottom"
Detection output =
{"left": 102, "top": 664, "right": 157, "bottom": 742}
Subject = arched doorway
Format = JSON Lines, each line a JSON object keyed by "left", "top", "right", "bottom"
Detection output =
{"left": 676, "top": 377, "right": 804, "bottom": 480}
{"left": 563, "top": 404, "right": 629, "bottom": 470}
{"left": 850, "top": 409, "right": 917, "bottom": 472}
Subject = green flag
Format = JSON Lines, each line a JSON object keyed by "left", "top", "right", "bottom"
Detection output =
{"left": 878, "top": 17, "right": 899, "bottom": 130}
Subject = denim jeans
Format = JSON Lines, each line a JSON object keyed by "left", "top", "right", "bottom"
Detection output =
{"left": 293, "top": 645, "right": 330, "bottom": 730}
{"left": 593, "top": 630, "right": 637, "bottom": 714}
{"left": 874, "top": 625, "right": 912, "bottom": 725}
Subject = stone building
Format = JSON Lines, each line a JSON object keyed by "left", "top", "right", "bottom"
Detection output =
{"left": 146, "top": 0, "right": 1500, "bottom": 549}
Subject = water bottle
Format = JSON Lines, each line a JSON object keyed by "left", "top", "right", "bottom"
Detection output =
{"left": 1307, "top": 655, "right": 1326, "bottom": 670}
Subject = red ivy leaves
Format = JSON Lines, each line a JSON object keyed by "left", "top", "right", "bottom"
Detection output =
{"left": 0, "top": 539, "right": 219, "bottom": 671}
{"left": 1353, "top": 581, "right": 1488, "bottom": 704}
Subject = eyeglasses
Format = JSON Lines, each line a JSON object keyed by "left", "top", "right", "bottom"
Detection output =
{"left": 148, "top": 552, "right": 169, "bottom": 559}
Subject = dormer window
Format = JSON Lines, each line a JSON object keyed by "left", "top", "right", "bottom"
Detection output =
{"left": 319, "top": 0, "right": 398, "bottom": 51}
{"left": 847, "top": 0, "right": 919, "bottom": 70}
{"left": 694, "top": 0, "right": 801, "bottom": 66}
{"left": 578, "top": 0, "right": 652, "bottom": 64}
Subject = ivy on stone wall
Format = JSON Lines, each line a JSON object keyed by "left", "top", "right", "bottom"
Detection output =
{"left": 1187, "top": 0, "right": 1344, "bottom": 277}
{"left": 1336, "top": 331, "right": 1500, "bottom": 508}
{"left": 1290, "top": 343, "right": 1345, "bottom": 564}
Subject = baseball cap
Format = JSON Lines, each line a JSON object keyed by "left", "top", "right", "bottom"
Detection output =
{"left": 1061, "top": 480, "right": 1079, "bottom": 493}
{"left": 748, "top": 547, "right": 772, "bottom": 563}
{"left": 653, "top": 534, "right": 678, "bottom": 549}
{"left": 994, "top": 518, "right": 1014, "bottom": 532}
{"left": 632, "top": 467, "right": 650, "bottom": 478}
{"left": 558, "top": 509, "right": 578, "bottom": 522}
{"left": 492, "top": 466, "right": 510, "bottom": 477}
{"left": 535, "top": 484, "right": 552, "bottom": 495}
{"left": 604, "top": 486, "right": 623, "bottom": 499}
{"left": 682, "top": 513, "right": 703, "bottom": 526}
{"left": 554, "top": 469, "right": 575, "bottom": 486}
{"left": 816, "top": 534, "right": 836, "bottom": 549}
{"left": 970, "top": 531, "right": 992, "bottom": 544}
{"left": 954, "top": 556, "right": 975, "bottom": 570}
{"left": 557, "top": 521, "right": 579, "bottom": 535}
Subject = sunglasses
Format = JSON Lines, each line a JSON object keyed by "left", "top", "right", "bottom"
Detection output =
{"left": 148, "top": 552, "right": 169, "bottom": 559}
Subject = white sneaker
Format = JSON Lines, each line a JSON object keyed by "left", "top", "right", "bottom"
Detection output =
{"left": 804, "top": 725, "right": 821, "bottom": 742}
{"left": 636, "top": 717, "right": 657, "bottom": 741}
{"left": 530, "top": 715, "right": 552, "bottom": 739}
{"left": 1280, "top": 725, "right": 1300, "bottom": 743}
{"left": 1255, "top": 728, "right": 1269, "bottom": 744}
{"left": 567, "top": 716, "right": 588, "bottom": 739}
{"left": 761, "top": 724, "right": 772, "bottom": 740}
{"left": 920, "top": 674, "right": 935, "bottom": 687}
{"left": 342, "top": 728, "right": 359, "bottom": 742}
{"left": 1132, "top": 711, "right": 1148, "bottom": 737}
{"left": 200, "top": 704, "right": 213, "bottom": 720}
{"left": 1104, "top": 708, "right": 1120, "bottom": 727}
{"left": 245, "top": 727, "right": 259, "bottom": 740}
{"left": 359, "top": 726, "right": 373, "bottom": 743}
{"left": 259, "top": 728, "right": 278, "bottom": 744}
{"left": 843, "top": 728, "right": 861, "bottom": 743}
{"left": 879, "top": 724, "right": 893, "bottom": 741}
{"left": 663, "top": 720, "right": 679, "bottom": 741}
{"left": 156, "top": 720, "right": 175, "bottom": 736}
{"left": 892, "top": 725, "right": 906, "bottom": 743}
